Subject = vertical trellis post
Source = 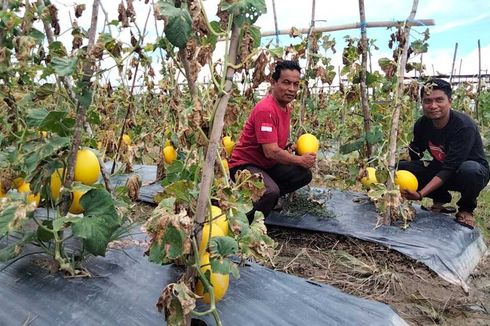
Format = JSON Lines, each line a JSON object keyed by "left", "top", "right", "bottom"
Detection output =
{"left": 475, "top": 39, "right": 482, "bottom": 121}
{"left": 297, "top": 0, "right": 316, "bottom": 135}
{"left": 383, "top": 0, "right": 420, "bottom": 224}
{"left": 271, "top": 0, "right": 280, "bottom": 46}
{"left": 449, "top": 42, "right": 458, "bottom": 85}
{"left": 358, "top": 0, "right": 372, "bottom": 158}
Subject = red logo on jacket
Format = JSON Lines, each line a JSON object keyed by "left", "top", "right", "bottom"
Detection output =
{"left": 428, "top": 140, "right": 446, "bottom": 162}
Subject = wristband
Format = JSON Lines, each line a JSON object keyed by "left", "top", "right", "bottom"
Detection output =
{"left": 416, "top": 191, "right": 423, "bottom": 200}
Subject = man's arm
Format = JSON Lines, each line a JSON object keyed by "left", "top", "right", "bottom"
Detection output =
{"left": 262, "top": 143, "right": 315, "bottom": 169}
{"left": 403, "top": 125, "right": 476, "bottom": 201}
{"left": 402, "top": 175, "right": 444, "bottom": 200}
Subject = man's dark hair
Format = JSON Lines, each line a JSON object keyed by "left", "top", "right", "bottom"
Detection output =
{"left": 271, "top": 60, "right": 301, "bottom": 81}
{"left": 420, "top": 78, "right": 452, "bottom": 99}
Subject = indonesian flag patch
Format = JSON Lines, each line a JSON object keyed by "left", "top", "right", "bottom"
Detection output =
{"left": 260, "top": 123, "right": 273, "bottom": 132}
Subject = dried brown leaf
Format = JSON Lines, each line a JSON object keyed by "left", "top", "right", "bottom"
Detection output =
{"left": 126, "top": 174, "right": 142, "bottom": 202}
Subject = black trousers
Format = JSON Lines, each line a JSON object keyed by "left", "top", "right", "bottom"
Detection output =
{"left": 230, "top": 164, "right": 312, "bottom": 219}
{"left": 398, "top": 160, "right": 489, "bottom": 213}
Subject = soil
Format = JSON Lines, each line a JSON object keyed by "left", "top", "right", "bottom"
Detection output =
{"left": 134, "top": 200, "right": 489, "bottom": 325}
{"left": 265, "top": 228, "right": 490, "bottom": 326}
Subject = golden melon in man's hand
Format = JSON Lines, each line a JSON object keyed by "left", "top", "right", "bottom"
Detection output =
{"left": 296, "top": 133, "right": 319, "bottom": 155}
{"left": 395, "top": 170, "right": 418, "bottom": 192}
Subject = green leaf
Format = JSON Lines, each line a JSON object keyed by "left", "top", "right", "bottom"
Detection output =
{"left": 245, "top": 25, "right": 262, "bottom": 48}
{"left": 220, "top": 0, "right": 267, "bottom": 26}
{"left": 365, "top": 127, "right": 383, "bottom": 145}
{"left": 162, "top": 180, "right": 195, "bottom": 205}
{"left": 209, "top": 236, "right": 238, "bottom": 257}
{"left": 48, "top": 41, "right": 68, "bottom": 57}
{"left": 71, "top": 217, "right": 114, "bottom": 256}
{"left": 50, "top": 56, "right": 78, "bottom": 76}
{"left": 37, "top": 220, "right": 54, "bottom": 242}
{"left": 228, "top": 209, "right": 250, "bottom": 236}
{"left": 29, "top": 28, "right": 45, "bottom": 44}
{"left": 339, "top": 138, "right": 365, "bottom": 154}
{"left": 365, "top": 72, "right": 379, "bottom": 86}
{"left": 164, "top": 9, "right": 192, "bottom": 48}
{"left": 202, "top": 21, "right": 222, "bottom": 48}
{"left": 23, "top": 137, "right": 71, "bottom": 175}
{"left": 52, "top": 215, "right": 81, "bottom": 232}
{"left": 26, "top": 109, "right": 74, "bottom": 136}
{"left": 35, "top": 83, "right": 56, "bottom": 100}
{"left": 108, "top": 19, "right": 119, "bottom": 26}
{"left": 0, "top": 232, "right": 36, "bottom": 262}
{"left": 71, "top": 189, "right": 121, "bottom": 256}
{"left": 26, "top": 107, "right": 49, "bottom": 127}
{"left": 157, "top": 2, "right": 192, "bottom": 49}
{"left": 148, "top": 224, "right": 186, "bottom": 263}
{"left": 0, "top": 206, "right": 18, "bottom": 235}
{"left": 411, "top": 40, "right": 428, "bottom": 54}
{"left": 210, "top": 256, "right": 233, "bottom": 275}
{"left": 267, "top": 47, "right": 284, "bottom": 58}
{"left": 76, "top": 81, "right": 93, "bottom": 109}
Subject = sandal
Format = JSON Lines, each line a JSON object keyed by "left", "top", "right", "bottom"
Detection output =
{"left": 421, "top": 202, "right": 457, "bottom": 214}
{"left": 455, "top": 211, "right": 475, "bottom": 229}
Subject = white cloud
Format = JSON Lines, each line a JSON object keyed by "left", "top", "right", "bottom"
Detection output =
{"left": 431, "top": 12, "right": 490, "bottom": 34}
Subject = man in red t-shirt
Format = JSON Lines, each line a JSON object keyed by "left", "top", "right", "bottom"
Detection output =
{"left": 229, "top": 60, "right": 316, "bottom": 223}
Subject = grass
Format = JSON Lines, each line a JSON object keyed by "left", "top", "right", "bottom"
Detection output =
{"left": 475, "top": 188, "right": 490, "bottom": 240}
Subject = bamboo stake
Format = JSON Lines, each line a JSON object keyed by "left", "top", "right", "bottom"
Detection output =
{"left": 384, "top": 0, "right": 419, "bottom": 225}
{"left": 458, "top": 59, "right": 462, "bottom": 80}
{"left": 111, "top": 6, "right": 153, "bottom": 174}
{"left": 369, "top": 43, "right": 375, "bottom": 102}
{"left": 260, "top": 19, "right": 434, "bottom": 36}
{"left": 358, "top": 0, "right": 372, "bottom": 158}
{"left": 475, "top": 39, "right": 482, "bottom": 121}
{"left": 59, "top": 0, "right": 101, "bottom": 215}
{"left": 297, "top": 0, "right": 316, "bottom": 135}
{"left": 271, "top": 0, "right": 279, "bottom": 46}
{"left": 194, "top": 23, "right": 241, "bottom": 231}
{"left": 449, "top": 42, "right": 458, "bottom": 85}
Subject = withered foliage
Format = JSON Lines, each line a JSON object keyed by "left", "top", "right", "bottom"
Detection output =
{"left": 74, "top": 4, "right": 86, "bottom": 18}
{"left": 47, "top": 4, "right": 60, "bottom": 35}
{"left": 126, "top": 174, "right": 142, "bottom": 201}
{"left": 251, "top": 51, "right": 269, "bottom": 89}
{"left": 157, "top": 277, "right": 197, "bottom": 326}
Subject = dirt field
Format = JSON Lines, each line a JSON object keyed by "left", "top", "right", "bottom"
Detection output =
{"left": 265, "top": 228, "right": 490, "bottom": 326}
{"left": 132, "top": 200, "right": 489, "bottom": 325}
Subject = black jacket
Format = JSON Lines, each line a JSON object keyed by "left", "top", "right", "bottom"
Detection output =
{"left": 409, "top": 110, "right": 489, "bottom": 182}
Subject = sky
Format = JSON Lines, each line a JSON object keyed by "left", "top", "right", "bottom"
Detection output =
{"left": 237, "top": 0, "right": 490, "bottom": 77}
{"left": 47, "top": 0, "right": 490, "bottom": 83}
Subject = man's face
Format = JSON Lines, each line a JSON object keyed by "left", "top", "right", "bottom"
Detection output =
{"left": 422, "top": 89, "right": 451, "bottom": 121}
{"left": 271, "top": 69, "right": 301, "bottom": 107}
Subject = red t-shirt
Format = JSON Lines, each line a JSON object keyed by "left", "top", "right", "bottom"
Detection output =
{"left": 229, "top": 95, "right": 291, "bottom": 169}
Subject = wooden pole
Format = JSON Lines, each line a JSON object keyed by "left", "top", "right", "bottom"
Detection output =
{"left": 384, "top": 0, "right": 419, "bottom": 225}
{"left": 449, "top": 42, "right": 458, "bottom": 85}
{"left": 59, "top": 0, "right": 101, "bottom": 215}
{"left": 358, "top": 0, "right": 372, "bottom": 158}
{"left": 260, "top": 19, "right": 434, "bottom": 36}
{"left": 458, "top": 58, "right": 462, "bottom": 84}
{"left": 475, "top": 39, "right": 482, "bottom": 121}
{"left": 194, "top": 23, "right": 241, "bottom": 231}
{"left": 271, "top": 0, "right": 280, "bottom": 46}
{"left": 369, "top": 45, "right": 375, "bottom": 102}
{"left": 298, "top": 0, "right": 316, "bottom": 134}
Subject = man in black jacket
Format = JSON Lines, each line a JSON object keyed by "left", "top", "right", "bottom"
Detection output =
{"left": 399, "top": 79, "right": 489, "bottom": 229}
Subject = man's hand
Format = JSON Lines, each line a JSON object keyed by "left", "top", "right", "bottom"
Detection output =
{"left": 286, "top": 143, "right": 297, "bottom": 154}
{"left": 299, "top": 152, "right": 316, "bottom": 169}
{"left": 401, "top": 189, "right": 422, "bottom": 201}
